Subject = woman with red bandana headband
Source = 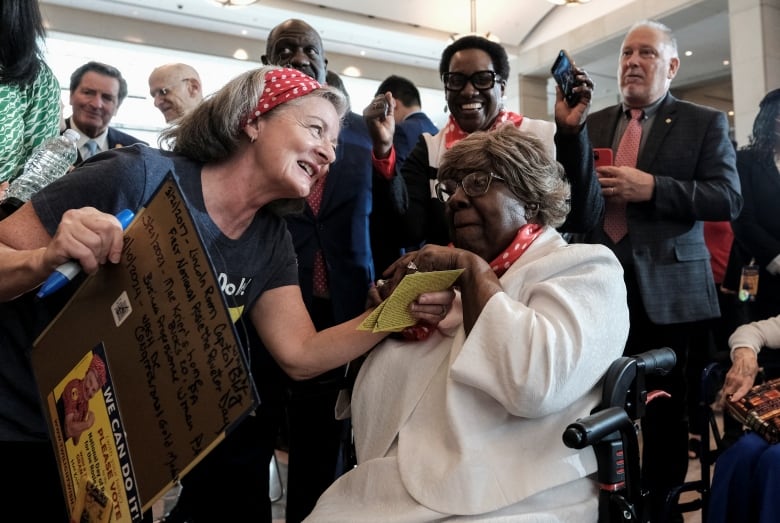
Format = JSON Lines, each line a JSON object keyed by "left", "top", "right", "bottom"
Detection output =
{"left": 365, "top": 35, "right": 603, "bottom": 256}
{"left": 308, "top": 124, "right": 628, "bottom": 522}
{"left": 0, "top": 66, "right": 454, "bottom": 522}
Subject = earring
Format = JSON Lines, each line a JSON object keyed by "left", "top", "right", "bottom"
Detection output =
{"left": 250, "top": 135, "right": 257, "bottom": 143}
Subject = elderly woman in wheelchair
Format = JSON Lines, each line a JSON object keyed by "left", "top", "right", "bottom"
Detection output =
{"left": 305, "top": 125, "right": 629, "bottom": 522}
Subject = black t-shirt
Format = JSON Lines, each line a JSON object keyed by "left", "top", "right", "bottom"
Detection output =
{"left": 0, "top": 145, "right": 298, "bottom": 441}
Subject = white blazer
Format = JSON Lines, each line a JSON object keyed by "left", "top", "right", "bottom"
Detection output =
{"left": 315, "top": 228, "right": 629, "bottom": 521}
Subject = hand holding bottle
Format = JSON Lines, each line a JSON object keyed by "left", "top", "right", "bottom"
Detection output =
{"left": 1, "top": 129, "right": 80, "bottom": 215}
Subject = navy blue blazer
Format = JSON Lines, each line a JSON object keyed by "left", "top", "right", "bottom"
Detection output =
{"left": 285, "top": 111, "right": 374, "bottom": 324}
{"left": 394, "top": 112, "right": 439, "bottom": 165}
{"left": 370, "top": 111, "right": 439, "bottom": 275}
{"left": 585, "top": 93, "right": 742, "bottom": 324}
{"left": 64, "top": 118, "right": 147, "bottom": 165}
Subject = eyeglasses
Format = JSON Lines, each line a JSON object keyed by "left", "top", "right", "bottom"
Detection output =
{"left": 150, "top": 78, "right": 191, "bottom": 99}
{"left": 435, "top": 171, "right": 505, "bottom": 202}
{"left": 441, "top": 70, "right": 500, "bottom": 91}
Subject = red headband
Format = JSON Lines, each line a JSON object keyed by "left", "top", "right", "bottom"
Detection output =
{"left": 244, "top": 68, "right": 322, "bottom": 127}
{"left": 89, "top": 354, "right": 107, "bottom": 388}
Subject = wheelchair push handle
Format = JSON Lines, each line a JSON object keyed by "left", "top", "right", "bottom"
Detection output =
{"left": 634, "top": 347, "right": 676, "bottom": 376}
{"left": 562, "top": 347, "right": 676, "bottom": 450}
{"left": 562, "top": 406, "right": 632, "bottom": 449}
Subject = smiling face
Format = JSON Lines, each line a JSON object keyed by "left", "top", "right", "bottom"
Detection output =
{"left": 69, "top": 71, "right": 120, "bottom": 138}
{"left": 263, "top": 20, "right": 328, "bottom": 84}
{"left": 445, "top": 48, "right": 504, "bottom": 134}
{"left": 618, "top": 25, "right": 679, "bottom": 108}
{"left": 442, "top": 169, "right": 527, "bottom": 262}
{"left": 249, "top": 96, "right": 340, "bottom": 201}
{"left": 149, "top": 65, "right": 202, "bottom": 122}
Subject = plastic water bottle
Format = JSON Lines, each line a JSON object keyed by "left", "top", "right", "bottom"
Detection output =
{"left": 2, "top": 129, "right": 80, "bottom": 211}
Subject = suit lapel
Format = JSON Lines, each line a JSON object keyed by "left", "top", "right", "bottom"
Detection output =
{"left": 591, "top": 107, "right": 622, "bottom": 147}
{"left": 638, "top": 94, "right": 677, "bottom": 171}
{"left": 106, "top": 128, "right": 116, "bottom": 150}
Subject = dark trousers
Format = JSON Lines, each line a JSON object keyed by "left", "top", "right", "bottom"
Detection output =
{"left": 166, "top": 413, "right": 277, "bottom": 523}
{"left": 284, "top": 297, "right": 349, "bottom": 523}
{"left": 623, "top": 268, "right": 692, "bottom": 513}
{"left": 686, "top": 287, "right": 749, "bottom": 440}
{"left": 285, "top": 378, "right": 347, "bottom": 523}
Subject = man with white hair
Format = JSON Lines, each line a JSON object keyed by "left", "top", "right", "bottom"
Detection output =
{"left": 148, "top": 63, "right": 203, "bottom": 122}
{"left": 583, "top": 19, "right": 741, "bottom": 521}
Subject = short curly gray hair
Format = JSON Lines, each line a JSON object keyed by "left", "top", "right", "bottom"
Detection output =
{"left": 438, "top": 125, "right": 571, "bottom": 227}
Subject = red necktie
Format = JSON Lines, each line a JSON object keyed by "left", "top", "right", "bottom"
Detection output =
{"left": 604, "top": 109, "right": 643, "bottom": 243}
{"left": 307, "top": 174, "right": 329, "bottom": 298}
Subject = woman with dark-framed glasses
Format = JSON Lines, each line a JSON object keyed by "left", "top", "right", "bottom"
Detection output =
{"left": 306, "top": 125, "right": 628, "bottom": 522}
{"left": 363, "top": 35, "right": 602, "bottom": 262}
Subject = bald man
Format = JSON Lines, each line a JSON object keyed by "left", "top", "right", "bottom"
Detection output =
{"left": 148, "top": 63, "right": 203, "bottom": 122}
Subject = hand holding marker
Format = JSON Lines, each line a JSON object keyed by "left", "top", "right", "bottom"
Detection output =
{"left": 37, "top": 209, "right": 135, "bottom": 298}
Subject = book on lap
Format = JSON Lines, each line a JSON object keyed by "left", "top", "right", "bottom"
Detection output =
{"left": 726, "top": 377, "right": 780, "bottom": 444}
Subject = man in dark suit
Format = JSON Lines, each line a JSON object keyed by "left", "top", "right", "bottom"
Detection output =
{"left": 583, "top": 19, "right": 742, "bottom": 520}
{"left": 262, "top": 19, "right": 374, "bottom": 523}
{"left": 64, "top": 61, "right": 146, "bottom": 164}
{"left": 369, "top": 75, "right": 439, "bottom": 275}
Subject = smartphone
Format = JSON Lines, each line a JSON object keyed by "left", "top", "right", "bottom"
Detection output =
{"left": 593, "top": 148, "right": 613, "bottom": 168}
{"left": 551, "top": 49, "right": 580, "bottom": 107}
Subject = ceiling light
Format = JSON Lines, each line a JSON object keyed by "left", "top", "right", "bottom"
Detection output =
{"left": 341, "top": 66, "right": 362, "bottom": 77}
{"left": 233, "top": 48, "right": 249, "bottom": 60}
{"left": 547, "top": 0, "right": 591, "bottom": 6}
{"left": 450, "top": 0, "right": 501, "bottom": 43}
{"left": 212, "top": 0, "right": 258, "bottom": 7}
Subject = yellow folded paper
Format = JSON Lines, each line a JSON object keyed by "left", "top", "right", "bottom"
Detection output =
{"left": 359, "top": 269, "right": 463, "bottom": 332}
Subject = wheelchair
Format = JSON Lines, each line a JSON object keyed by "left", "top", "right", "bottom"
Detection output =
{"left": 562, "top": 348, "right": 677, "bottom": 523}
{"left": 563, "top": 348, "right": 734, "bottom": 523}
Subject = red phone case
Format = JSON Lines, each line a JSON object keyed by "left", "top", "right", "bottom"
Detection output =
{"left": 593, "top": 148, "right": 613, "bottom": 167}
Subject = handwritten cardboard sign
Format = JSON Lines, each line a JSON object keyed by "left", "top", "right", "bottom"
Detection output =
{"left": 33, "top": 175, "right": 259, "bottom": 521}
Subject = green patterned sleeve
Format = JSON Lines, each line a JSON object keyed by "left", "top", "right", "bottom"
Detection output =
{"left": 0, "top": 62, "right": 62, "bottom": 183}
{"left": 22, "top": 62, "right": 62, "bottom": 167}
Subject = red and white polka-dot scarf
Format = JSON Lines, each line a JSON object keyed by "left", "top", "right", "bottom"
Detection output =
{"left": 402, "top": 223, "right": 543, "bottom": 341}
{"left": 443, "top": 110, "right": 524, "bottom": 149}
{"left": 488, "top": 223, "right": 544, "bottom": 277}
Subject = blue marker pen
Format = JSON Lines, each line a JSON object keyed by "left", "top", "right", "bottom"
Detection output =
{"left": 37, "top": 209, "right": 135, "bottom": 298}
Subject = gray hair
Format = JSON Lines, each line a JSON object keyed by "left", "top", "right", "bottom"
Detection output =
{"left": 160, "top": 65, "right": 347, "bottom": 162}
{"left": 626, "top": 19, "right": 678, "bottom": 57}
{"left": 438, "top": 124, "right": 571, "bottom": 227}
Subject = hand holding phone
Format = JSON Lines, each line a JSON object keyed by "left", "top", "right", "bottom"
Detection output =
{"left": 551, "top": 50, "right": 581, "bottom": 107}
